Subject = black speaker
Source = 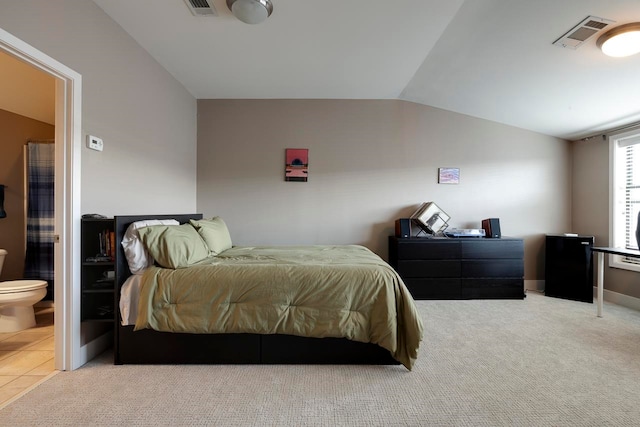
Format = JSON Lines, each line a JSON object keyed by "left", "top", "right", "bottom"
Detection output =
{"left": 482, "top": 218, "right": 501, "bottom": 238}
{"left": 395, "top": 218, "right": 411, "bottom": 238}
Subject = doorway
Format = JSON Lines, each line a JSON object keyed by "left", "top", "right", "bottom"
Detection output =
{"left": 0, "top": 27, "right": 82, "bottom": 371}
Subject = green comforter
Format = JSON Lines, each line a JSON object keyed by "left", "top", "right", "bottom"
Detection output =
{"left": 135, "top": 245, "right": 424, "bottom": 369}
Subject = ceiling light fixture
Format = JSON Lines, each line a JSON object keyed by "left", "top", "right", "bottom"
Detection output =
{"left": 597, "top": 23, "right": 640, "bottom": 57}
{"left": 226, "top": 0, "right": 273, "bottom": 25}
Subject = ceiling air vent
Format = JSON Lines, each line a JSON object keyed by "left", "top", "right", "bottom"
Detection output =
{"left": 183, "top": 0, "right": 217, "bottom": 16}
{"left": 553, "top": 16, "right": 615, "bottom": 49}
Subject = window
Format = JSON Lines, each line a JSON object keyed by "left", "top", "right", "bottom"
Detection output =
{"left": 610, "top": 128, "right": 640, "bottom": 271}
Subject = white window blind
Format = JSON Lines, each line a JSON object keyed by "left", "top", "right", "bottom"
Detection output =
{"left": 624, "top": 142, "right": 639, "bottom": 252}
{"left": 610, "top": 129, "right": 640, "bottom": 271}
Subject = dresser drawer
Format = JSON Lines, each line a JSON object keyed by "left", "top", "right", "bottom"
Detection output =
{"left": 461, "top": 278, "right": 525, "bottom": 299}
{"left": 397, "top": 241, "right": 460, "bottom": 259}
{"left": 397, "top": 260, "right": 461, "bottom": 278}
{"left": 461, "top": 259, "right": 523, "bottom": 278}
{"left": 388, "top": 236, "right": 525, "bottom": 300}
{"left": 461, "top": 240, "right": 524, "bottom": 259}
{"left": 403, "top": 278, "right": 461, "bottom": 299}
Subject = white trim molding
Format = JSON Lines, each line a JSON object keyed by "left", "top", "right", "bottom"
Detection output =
{"left": 598, "top": 287, "right": 640, "bottom": 312}
{"left": 529, "top": 281, "right": 639, "bottom": 312}
{"left": 0, "top": 27, "right": 82, "bottom": 371}
{"left": 608, "top": 128, "right": 640, "bottom": 273}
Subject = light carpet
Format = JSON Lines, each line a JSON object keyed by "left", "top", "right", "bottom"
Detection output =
{"left": 1, "top": 291, "right": 639, "bottom": 426}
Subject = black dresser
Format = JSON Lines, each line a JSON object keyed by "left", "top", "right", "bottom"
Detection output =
{"left": 544, "top": 235, "right": 594, "bottom": 303}
{"left": 388, "top": 236, "right": 525, "bottom": 300}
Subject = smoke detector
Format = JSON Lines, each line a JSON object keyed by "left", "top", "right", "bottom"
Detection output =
{"left": 553, "top": 16, "right": 615, "bottom": 49}
{"left": 183, "top": 0, "right": 217, "bottom": 16}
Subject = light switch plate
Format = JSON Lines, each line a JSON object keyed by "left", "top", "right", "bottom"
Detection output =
{"left": 86, "top": 135, "right": 103, "bottom": 151}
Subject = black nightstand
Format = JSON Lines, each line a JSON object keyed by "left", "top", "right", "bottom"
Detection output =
{"left": 81, "top": 218, "right": 115, "bottom": 322}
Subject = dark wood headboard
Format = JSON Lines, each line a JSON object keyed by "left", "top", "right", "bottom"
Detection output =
{"left": 113, "top": 214, "right": 203, "bottom": 362}
{"left": 113, "top": 213, "right": 203, "bottom": 290}
{"left": 113, "top": 214, "right": 203, "bottom": 353}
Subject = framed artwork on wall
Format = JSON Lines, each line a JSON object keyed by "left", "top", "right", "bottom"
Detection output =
{"left": 285, "top": 148, "right": 309, "bottom": 182}
{"left": 438, "top": 167, "right": 460, "bottom": 184}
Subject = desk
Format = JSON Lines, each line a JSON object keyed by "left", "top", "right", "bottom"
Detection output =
{"left": 591, "top": 247, "right": 640, "bottom": 317}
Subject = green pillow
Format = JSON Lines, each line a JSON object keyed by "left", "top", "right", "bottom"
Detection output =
{"left": 138, "top": 223, "right": 209, "bottom": 269}
{"left": 189, "top": 217, "right": 232, "bottom": 255}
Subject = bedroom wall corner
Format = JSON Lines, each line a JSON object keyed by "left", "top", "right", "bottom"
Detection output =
{"left": 571, "top": 137, "right": 640, "bottom": 299}
{"left": 0, "top": 0, "right": 198, "bottom": 218}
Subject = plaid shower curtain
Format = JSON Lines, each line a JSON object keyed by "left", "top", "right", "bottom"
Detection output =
{"left": 24, "top": 141, "right": 54, "bottom": 300}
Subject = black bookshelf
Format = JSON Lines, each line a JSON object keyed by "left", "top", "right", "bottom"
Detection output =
{"left": 81, "top": 218, "right": 115, "bottom": 322}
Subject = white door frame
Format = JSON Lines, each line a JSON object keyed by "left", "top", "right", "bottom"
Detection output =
{"left": 0, "top": 28, "right": 82, "bottom": 370}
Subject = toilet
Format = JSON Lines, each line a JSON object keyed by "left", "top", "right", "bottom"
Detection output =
{"left": 0, "top": 249, "right": 48, "bottom": 332}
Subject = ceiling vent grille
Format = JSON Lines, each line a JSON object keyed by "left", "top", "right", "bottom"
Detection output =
{"left": 183, "top": 0, "right": 217, "bottom": 16}
{"left": 553, "top": 16, "right": 614, "bottom": 49}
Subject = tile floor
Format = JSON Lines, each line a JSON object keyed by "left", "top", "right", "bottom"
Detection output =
{"left": 0, "top": 306, "right": 57, "bottom": 407}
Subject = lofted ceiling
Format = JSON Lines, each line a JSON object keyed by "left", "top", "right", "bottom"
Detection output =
{"left": 92, "top": 0, "right": 640, "bottom": 140}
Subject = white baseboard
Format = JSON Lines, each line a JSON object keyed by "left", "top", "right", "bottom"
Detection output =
{"left": 79, "top": 331, "right": 113, "bottom": 367}
{"left": 597, "top": 287, "right": 640, "bottom": 312}
{"left": 530, "top": 281, "right": 640, "bottom": 312}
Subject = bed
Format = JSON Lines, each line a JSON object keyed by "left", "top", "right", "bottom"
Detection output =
{"left": 114, "top": 214, "right": 423, "bottom": 369}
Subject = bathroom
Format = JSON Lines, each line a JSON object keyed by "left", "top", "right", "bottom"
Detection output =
{"left": 0, "top": 112, "right": 55, "bottom": 311}
{"left": 0, "top": 131, "right": 54, "bottom": 331}
{"left": 0, "top": 47, "right": 56, "bottom": 320}
{"left": 0, "top": 48, "right": 55, "bottom": 306}
{"left": 0, "top": 107, "right": 56, "bottom": 402}
{"left": 0, "top": 50, "right": 56, "bottom": 403}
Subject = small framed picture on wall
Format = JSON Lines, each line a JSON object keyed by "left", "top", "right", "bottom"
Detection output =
{"left": 438, "top": 167, "right": 460, "bottom": 184}
{"left": 285, "top": 148, "right": 309, "bottom": 182}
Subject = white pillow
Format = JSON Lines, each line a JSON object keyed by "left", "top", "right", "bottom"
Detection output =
{"left": 121, "top": 219, "right": 179, "bottom": 274}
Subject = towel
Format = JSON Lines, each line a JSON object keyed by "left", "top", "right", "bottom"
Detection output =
{"left": 0, "top": 185, "right": 6, "bottom": 218}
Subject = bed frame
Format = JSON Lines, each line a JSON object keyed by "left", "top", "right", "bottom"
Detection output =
{"left": 113, "top": 214, "right": 398, "bottom": 366}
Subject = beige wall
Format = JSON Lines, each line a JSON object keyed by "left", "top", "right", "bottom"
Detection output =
{"left": 0, "top": 1, "right": 197, "bottom": 348}
{"left": 0, "top": 109, "right": 55, "bottom": 281}
{"left": 0, "top": 0, "right": 198, "bottom": 217}
{"left": 0, "top": 50, "right": 55, "bottom": 125}
{"left": 197, "top": 99, "right": 571, "bottom": 280}
{"left": 572, "top": 137, "right": 640, "bottom": 299}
